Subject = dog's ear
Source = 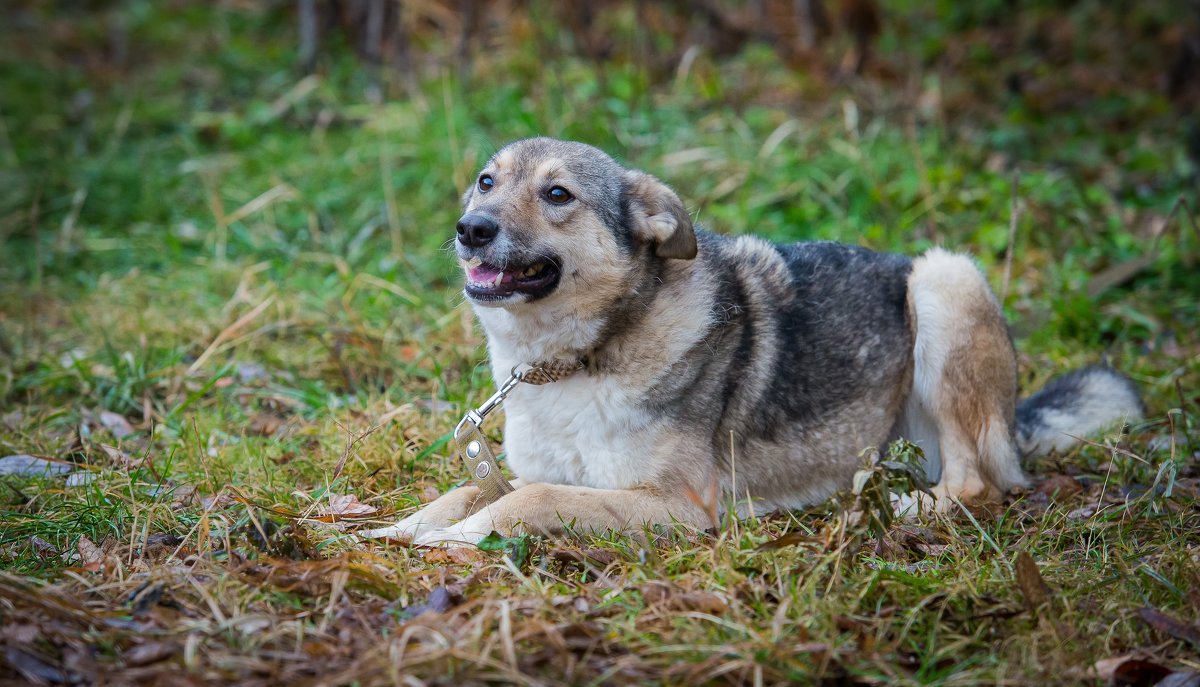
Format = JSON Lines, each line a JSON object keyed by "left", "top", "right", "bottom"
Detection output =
{"left": 624, "top": 171, "right": 697, "bottom": 260}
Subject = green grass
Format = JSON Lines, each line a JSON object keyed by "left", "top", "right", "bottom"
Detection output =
{"left": 1, "top": 1, "right": 1198, "bottom": 684}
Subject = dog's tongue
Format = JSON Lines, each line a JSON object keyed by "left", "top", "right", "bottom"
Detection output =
{"left": 468, "top": 264, "right": 512, "bottom": 284}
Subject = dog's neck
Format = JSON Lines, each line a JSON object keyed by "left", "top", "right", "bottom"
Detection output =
{"left": 474, "top": 302, "right": 604, "bottom": 369}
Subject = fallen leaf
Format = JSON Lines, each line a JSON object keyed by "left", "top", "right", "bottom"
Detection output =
{"left": 248, "top": 412, "right": 286, "bottom": 436}
{"left": 1, "top": 411, "right": 24, "bottom": 430}
{"left": 170, "top": 484, "right": 198, "bottom": 508}
{"left": 99, "top": 443, "right": 136, "bottom": 467}
{"left": 1035, "top": 475, "right": 1084, "bottom": 501}
{"left": 1139, "top": 607, "right": 1200, "bottom": 648}
{"left": 639, "top": 582, "right": 728, "bottom": 614}
{"left": 422, "top": 547, "right": 487, "bottom": 565}
{"left": 1015, "top": 551, "right": 1053, "bottom": 610}
{"left": 30, "top": 536, "right": 59, "bottom": 558}
{"left": 4, "top": 646, "right": 65, "bottom": 684}
{"left": 640, "top": 581, "right": 672, "bottom": 605}
{"left": 1156, "top": 672, "right": 1200, "bottom": 687}
{"left": 669, "top": 591, "right": 728, "bottom": 614}
{"left": 0, "top": 454, "right": 74, "bottom": 477}
{"left": 1112, "top": 658, "right": 1172, "bottom": 686}
{"left": 143, "top": 533, "right": 184, "bottom": 552}
{"left": 237, "top": 362, "right": 269, "bottom": 382}
{"left": 320, "top": 493, "right": 378, "bottom": 517}
{"left": 65, "top": 472, "right": 98, "bottom": 488}
{"left": 1, "top": 624, "right": 39, "bottom": 644}
{"left": 98, "top": 410, "right": 134, "bottom": 438}
{"left": 76, "top": 535, "right": 105, "bottom": 571}
{"left": 396, "top": 586, "right": 460, "bottom": 618}
{"left": 199, "top": 493, "right": 234, "bottom": 510}
{"left": 547, "top": 547, "right": 617, "bottom": 567}
{"left": 1067, "top": 505, "right": 1098, "bottom": 520}
{"left": 122, "top": 641, "right": 177, "bottom": 666}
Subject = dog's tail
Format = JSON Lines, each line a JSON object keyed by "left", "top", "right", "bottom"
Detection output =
{"left": 1015, "top": 366, "right": 1144, "bottom": 459}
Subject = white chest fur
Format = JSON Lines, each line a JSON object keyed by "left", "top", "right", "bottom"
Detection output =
{"left": 499, "top": 374, "right": 660, "bottom": 489}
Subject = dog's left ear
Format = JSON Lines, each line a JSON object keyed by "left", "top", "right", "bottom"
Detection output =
{"left": 624, "top": 171, "right": 697, "bottom": 260}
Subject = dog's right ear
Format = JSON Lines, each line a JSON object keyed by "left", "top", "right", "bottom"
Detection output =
{"left": 623, "top": 171, "right": 697, "bottom": 260}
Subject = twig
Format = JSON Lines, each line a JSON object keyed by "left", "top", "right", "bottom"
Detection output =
{"left": 1000, "top": 172, "right": 1021, "bottom": 304}
{"left": 332, "top": 422, "right": 379, "bottom": 482}
{"left": 186, "top": 295, "right": 275, "bottom": 376}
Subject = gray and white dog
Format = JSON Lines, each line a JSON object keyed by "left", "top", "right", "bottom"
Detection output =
{"left": 369, "top": 137, "right": 1143, "bottom": 547}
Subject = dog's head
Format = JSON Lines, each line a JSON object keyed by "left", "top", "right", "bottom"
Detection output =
{"left": 454, "top": 138, "right": 696, "bottom": 308}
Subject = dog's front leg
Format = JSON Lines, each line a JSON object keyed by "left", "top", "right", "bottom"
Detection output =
{"left": 411, "top": 483, "right": 707, "bottom": 547}
{"left": 360, "top": 482, "right": 511, "bottom": 542}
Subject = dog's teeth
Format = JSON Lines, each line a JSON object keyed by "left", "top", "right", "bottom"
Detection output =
{"left": 464, "top": 257, "right": 482, "bottom": 269}
{"left": 493, "top": 271, "right": 504, "bottom": 287}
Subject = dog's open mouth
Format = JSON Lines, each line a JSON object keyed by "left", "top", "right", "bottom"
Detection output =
{"left": 464, "top": 259, "right": 561, "bottom": 301}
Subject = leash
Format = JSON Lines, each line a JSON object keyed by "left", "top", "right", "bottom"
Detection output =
{"left": 454, "top": 359, "right": 583, "bottom": 503}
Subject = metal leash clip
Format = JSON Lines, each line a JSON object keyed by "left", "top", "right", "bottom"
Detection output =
{"left": 454, "top": 360, "right": 583, "bottom": 504}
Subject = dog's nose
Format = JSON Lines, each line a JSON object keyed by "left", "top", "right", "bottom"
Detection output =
{"left": 456, "top": 214, "right": 499, "bottom": 248}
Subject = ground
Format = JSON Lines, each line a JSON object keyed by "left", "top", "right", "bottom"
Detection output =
{"left": 1, "top": 2, "right": 1198, "bottom": 685}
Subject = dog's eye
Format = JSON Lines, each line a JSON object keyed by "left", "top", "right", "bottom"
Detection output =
{"left": 545, "top": 186, "right": 573, "bottom": 205}
{"left": 477, "top": 175, "right": 494, "bottom": 193}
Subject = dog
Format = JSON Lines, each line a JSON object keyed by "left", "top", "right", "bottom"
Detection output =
{"left": 365, "top": 137, "right": 1143, "bottom": 547}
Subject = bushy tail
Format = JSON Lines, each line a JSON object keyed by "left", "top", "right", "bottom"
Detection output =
{"left": 1015, "top": 366, "right": 1144, "bottom": 458}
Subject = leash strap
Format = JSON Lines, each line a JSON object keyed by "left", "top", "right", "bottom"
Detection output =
{"left": 454, "top": 360, "right": 583, "bottom": 503}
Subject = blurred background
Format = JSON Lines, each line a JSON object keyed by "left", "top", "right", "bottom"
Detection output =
{"left": 2, "top": 0, "right": 1195, "bottom": 275}
{"left": 0, "top": 0, "right": 1196, "bottom": 415}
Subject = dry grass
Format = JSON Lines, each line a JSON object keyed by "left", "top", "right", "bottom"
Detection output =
{"left": 2, "top": 1, "right": 1199, "bottom": 684}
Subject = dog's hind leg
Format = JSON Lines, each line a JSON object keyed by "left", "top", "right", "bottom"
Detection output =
{"left": 904, "top": 249, "right": 1028, "bottom": 511}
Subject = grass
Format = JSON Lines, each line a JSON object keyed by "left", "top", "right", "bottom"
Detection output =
{"left": 1, "top": 1, "right": 1198, "bottom": 684}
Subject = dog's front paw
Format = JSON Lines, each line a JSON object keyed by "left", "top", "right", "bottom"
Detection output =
{"left": 357, "top": 509, "right": 443, "bottom": 543}
{"left": 411, "top": 510, "right": 496, "bottom": 548}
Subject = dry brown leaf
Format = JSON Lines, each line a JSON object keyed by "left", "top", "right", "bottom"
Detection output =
{"left": 98, "top": 411, "right": 134, "bottom": 438}
{"left": 248, "top": 412, "right": 287, "bottom": 436}
{"left": 320, "top": 493, "right": 378, "bottom": 517}
{"left": 1099, "top": 653, "right": 1171, "bottom": 687}
{"left": 1035, "top": 475, "right": 1084, "bottom": 501}
{"left": 30, "top": 536, "right": 58, "bottom": 558}
{"left": 640, "top": 581, "right": 672, "bottom": 605}
{"left": 1139, "top": 607, "right": 1200, "bottom": 648}
{"left": 669, "top": 592, "right": 728, "bottom": 614}
{"left": 99, "top": 444, "right": 136, "bottom": 468}
{"left": 1015, "top": 551, "right": 1053, "bottom": 610}
{"left": 199, "top": 492, "right": 234, "bottom": 510}
{"left": 639, "top": 582, "right": 728, "bottom": 614}
{"left": 4, "top": 646, "right": 65, "bottom": 684}
{"left": 1, "top": 624, "right": 39, "bottom": 644}
{"left": 423, "top": 547, "right": 487, "bottom": 565}
{"left": 122, "top": 641, "right": 178, "bottom": 666}
{"left": 398, "top": 586, "right": 461, "bottom": 617}
{"left": 75, "top": 535, "right": 104, "bottom": 572}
